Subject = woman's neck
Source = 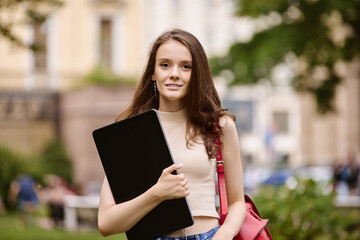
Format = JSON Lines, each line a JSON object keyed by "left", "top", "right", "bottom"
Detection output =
{"left": 158, "top": 101, "right": 184, "bottom": 112}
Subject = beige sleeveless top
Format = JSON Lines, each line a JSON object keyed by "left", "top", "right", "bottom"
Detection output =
{"left": 158, "top": 108, "right": 219, "bottom": 218}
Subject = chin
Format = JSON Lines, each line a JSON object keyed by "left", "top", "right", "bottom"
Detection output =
{"left": 160, "top": 95, "right": 186, "bottom": 103}
{"left": 164, "top": 94, "right": 185, "bottom": 101}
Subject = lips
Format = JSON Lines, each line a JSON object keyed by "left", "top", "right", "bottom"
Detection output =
{"left": 165, "top": 84, "right": 182, "bottom": 87}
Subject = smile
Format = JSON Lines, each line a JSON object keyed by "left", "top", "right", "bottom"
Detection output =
{"left": 165, "top": 84, "right": 182, "bottom": 87}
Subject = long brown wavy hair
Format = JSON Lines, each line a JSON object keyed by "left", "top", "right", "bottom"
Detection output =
{"left": 116, "top": 29, "right": 234, "bottom": 158}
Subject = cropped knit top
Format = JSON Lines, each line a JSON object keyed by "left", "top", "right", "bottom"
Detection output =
{"left": 158, "top": 108, "right": 219, "bottom": 219}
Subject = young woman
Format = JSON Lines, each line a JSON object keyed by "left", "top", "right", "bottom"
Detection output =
{"left": 98, "top": 29, "right": 246, "bottom": 240}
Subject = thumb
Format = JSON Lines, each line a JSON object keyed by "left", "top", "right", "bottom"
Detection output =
{"left": 163, "top": 163, "right": 183, "bottom": 174}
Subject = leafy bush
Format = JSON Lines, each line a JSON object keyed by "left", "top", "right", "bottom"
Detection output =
{"left": 253, "top": 179, "right": 360, "bottom": 240}
{"left": 83, "top": 65, "right": 136, "bottom": 86}
{"left": 0, "top": 139, "right": 73, "bottom": 208}
{"left": 0, "top": 146, "right": 30, "bottom": 207}
{"left": 38, "top": 139, "right": 73, "bottom": 184}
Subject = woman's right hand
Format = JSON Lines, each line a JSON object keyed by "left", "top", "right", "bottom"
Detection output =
{"left": 151, "top": 164, "right": 189, "bottom": 201}
{"left": 98, "top": 163, "right": 189, "bottom": 236}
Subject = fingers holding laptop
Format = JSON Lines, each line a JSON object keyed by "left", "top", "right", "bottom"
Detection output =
{"left": 151, "top": 163, "right": 190, "bottom": 201}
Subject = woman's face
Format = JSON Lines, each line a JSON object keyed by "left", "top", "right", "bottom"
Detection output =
{"left": 153, "top": 39, "right": 192, "bottom": 111}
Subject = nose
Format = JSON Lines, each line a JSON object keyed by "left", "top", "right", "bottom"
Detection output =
{"left": 169, "top": 67, "right": 180, "bottom": 79}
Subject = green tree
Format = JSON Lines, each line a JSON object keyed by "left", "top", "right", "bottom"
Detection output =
{"left": 39, "top": 139, "right": 73, "bottom": 184}
{"left": 210, "top": 0, "right": 360, "bottom": 113}
{"left": 0, "top": 0, "right": 63, "bottom": 50}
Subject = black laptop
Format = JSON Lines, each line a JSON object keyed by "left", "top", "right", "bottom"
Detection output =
{"left": 92, "top": 109, "right": 193, "bottom": 240}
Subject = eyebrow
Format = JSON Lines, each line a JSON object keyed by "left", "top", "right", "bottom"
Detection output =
{"left": 157, "top": 58, "right": 192, "bottom": 63}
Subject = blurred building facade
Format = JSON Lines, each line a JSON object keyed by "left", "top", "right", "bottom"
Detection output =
{"left": 0, "top": 0, "right": 359, "bottom": 186}
{"left": 216, "top": 78, "right": 302, "bottom": 168}
{"left": 0, "top": 0, "right": 238, "bottom": 185}
{"left": 217, "top": 66, "right": 360, "bottom": 168}
{"left": 0, "top": 0, "right": 144, "bottom": 171}
{"left": 0, "top": 0, "right": 144, "bottom": 90}
{"left": 299, "top": 61, "right": 360, "bottom": 166}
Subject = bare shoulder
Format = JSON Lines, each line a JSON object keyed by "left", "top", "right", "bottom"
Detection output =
{"left": 218, "top": 115, "right": 241, "bottom": 160}
{"left": 219, "top": 115, "right": 236, "bottom": 131}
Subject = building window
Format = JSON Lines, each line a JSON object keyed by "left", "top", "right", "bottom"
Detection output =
{"left": 100, "top": 17, "right": 112, "bottom": 69}
{"left": 222, "top": 99, "right": 253, "bottom": 134}
{"left": 273, "top": 111, "right": 288, "bottom": 134}
{"left": 34, "top": 21, "right": 48, "bottom": 73}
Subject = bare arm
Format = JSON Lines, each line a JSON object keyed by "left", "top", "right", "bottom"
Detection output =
{"left": 98, "top": 163, "right": 189, "bottom": 236}
{"left": 213, "top": 116, "right": 246, "bottom": 240}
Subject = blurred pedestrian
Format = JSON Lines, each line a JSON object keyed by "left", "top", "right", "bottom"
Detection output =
{"left": 345, "top": 152, "right": 360, "bottom": 195}
{"left": 8, "top": 174, "right": 39, "bottom": 226}
{"left": 334, "top": 152, "right": 360, "bottom": 196}
{"left": 41, "top": 174, "right": 77, "bottom": 228}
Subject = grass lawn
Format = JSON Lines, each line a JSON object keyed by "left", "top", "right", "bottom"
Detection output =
{"left": 0, "top": 212, "right": 127, "bottom": 240}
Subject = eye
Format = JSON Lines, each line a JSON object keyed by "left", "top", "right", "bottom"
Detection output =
{"left": 160, "top": 63, "right": 170, "bottom": 68}
{"left": 183, "top": 64, "right": 192, "bottom": 70}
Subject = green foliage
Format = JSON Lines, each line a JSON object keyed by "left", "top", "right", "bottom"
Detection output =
{"left": 0, "top": 146, "right": 30, "bottom": 207}
{"left": 38, "top": 138, "right": 73, "bottom": 184}
{"left": 0, "top": 0, "right": 63, "bottom": 50}
{"left": 234, "top": 0, "right": 289, "bottom": 18}
{"left": 82, "top": 65, "right": 136, "bottom": 87}
{"left": 253, "top": 179, "right": 360, "bottom": 239}
{"left": 0, "top": 139, "right": 73, "bottom": 207}
{"left": 211, "top": 0, "right": 360, "bottom": 113}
